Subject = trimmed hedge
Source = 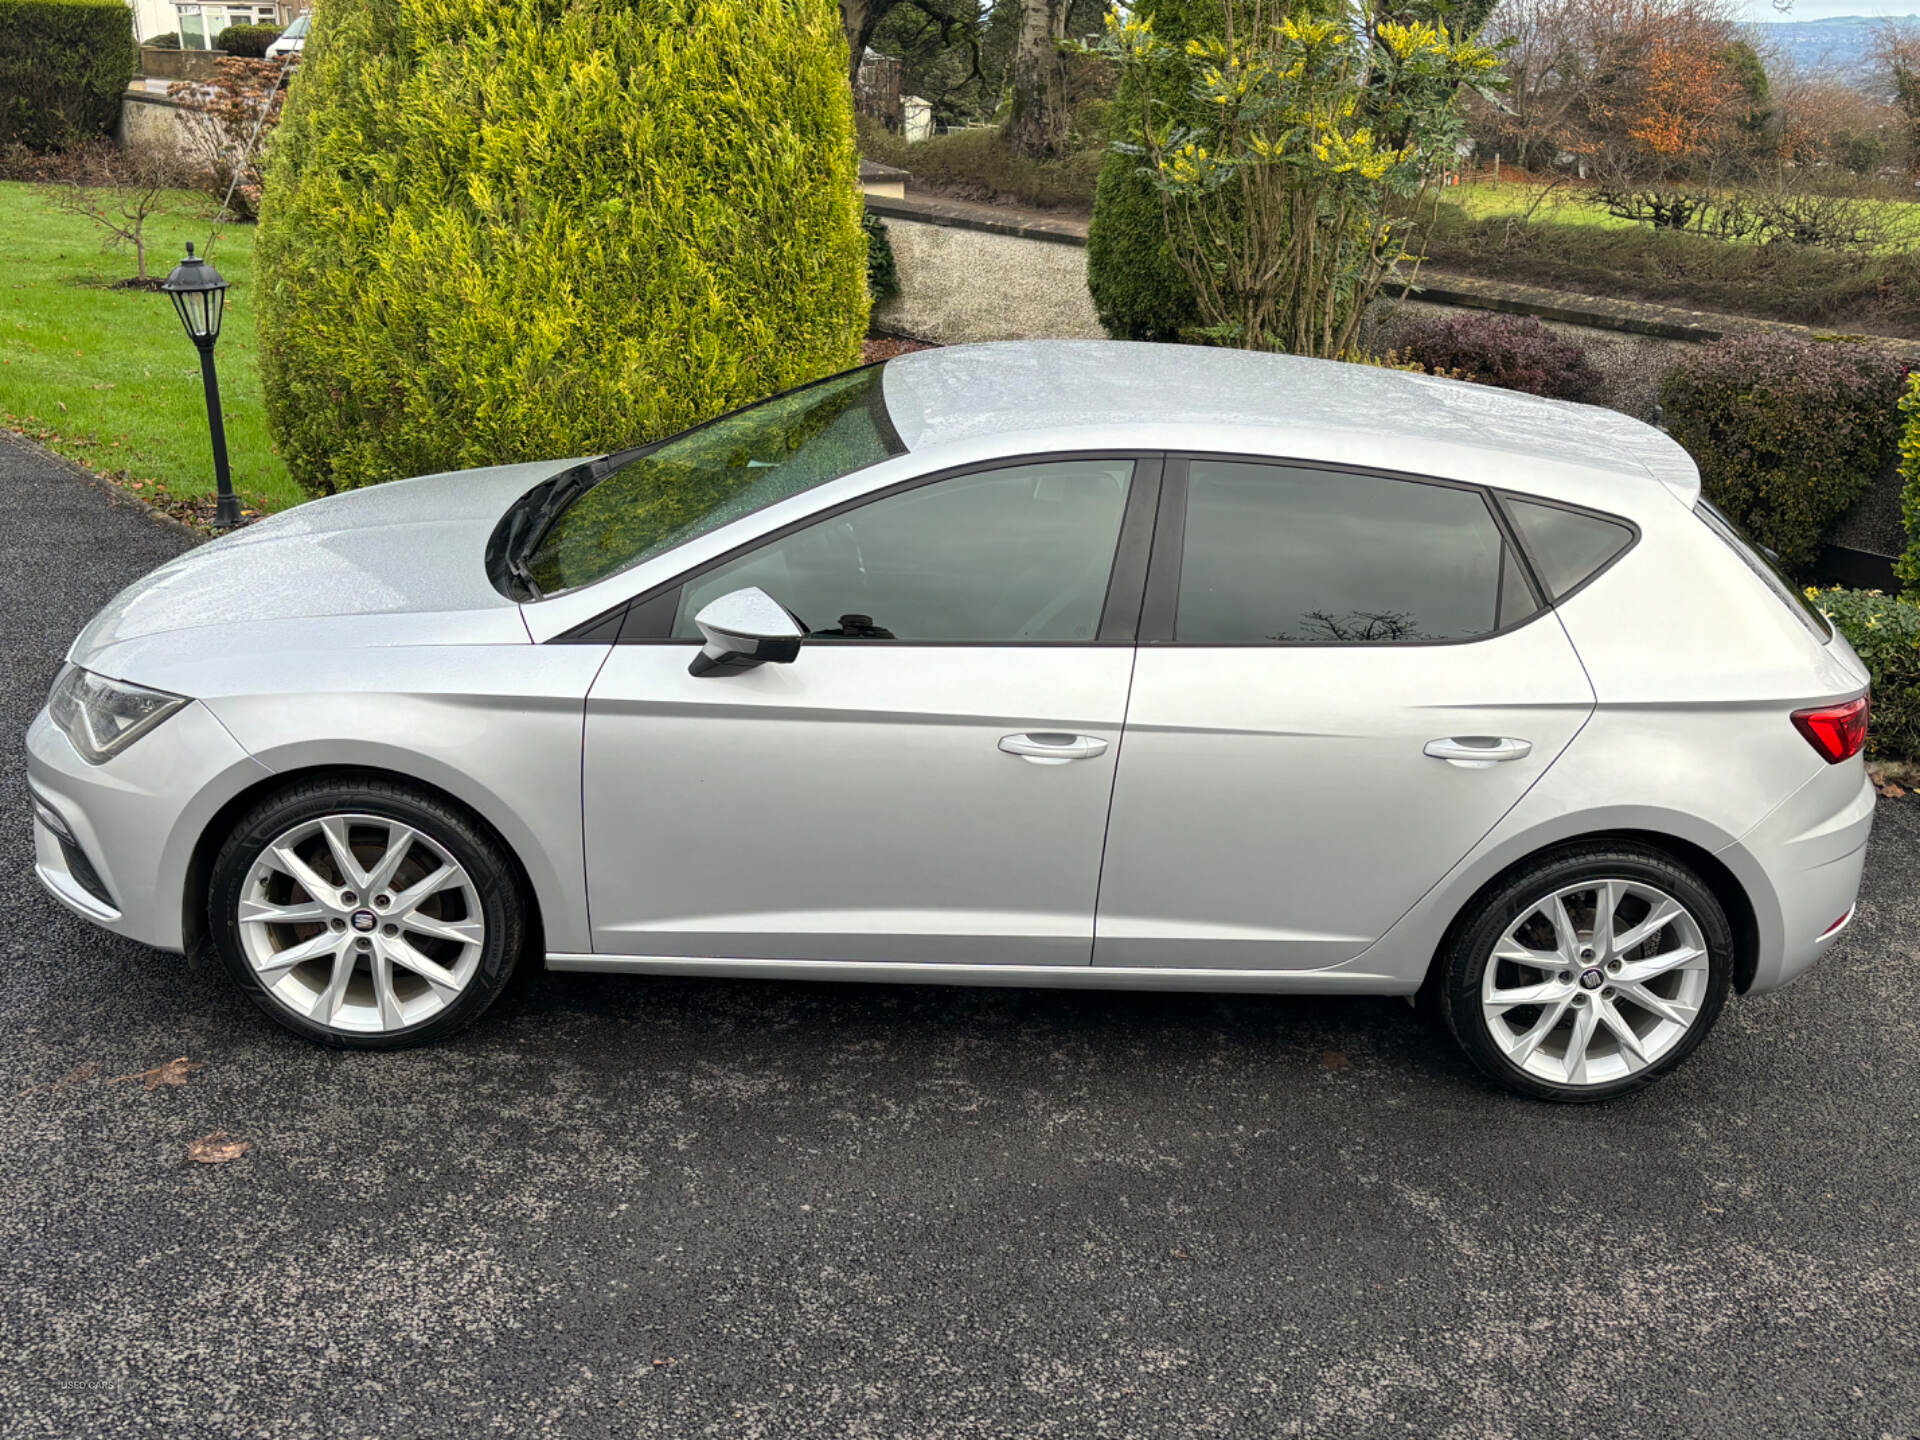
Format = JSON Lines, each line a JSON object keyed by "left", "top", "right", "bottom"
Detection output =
{"left": 0, "top": 0, "right": 137, "bottom": 151}
{"left": 1812, "top": 588, "right": 1920, "bottom": 763}
{"left": 144, "top": 28, "right": 177, "bottom": 46}
{"left": 213, "top": 22, "right": 279, "bottom": 55}
{"left": 1085, "top": 0, "right": 1217, "bottom": 341}
{"left": 1658, "top": 334, "right": 1905, "bottom": 569}
{"left": 1392, "top": 311, "right": 1600, "bottom": 401}
{"left": 1897, "top": 371, "right": 1920, "bottom": 591}
{"left": 257, "top": 0, "right": 869, "bottom": 495}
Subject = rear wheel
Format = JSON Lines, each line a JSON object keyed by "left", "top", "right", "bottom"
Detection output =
{"left": 1438, "top": 844, "right": 1733, "bottom": 1102}
{"left": 207, "top": 779, "right": 525, "bottom": 1048}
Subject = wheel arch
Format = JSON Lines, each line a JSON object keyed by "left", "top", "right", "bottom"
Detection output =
{"left": 182, "top": 764, "right": 549, "bottom": 968}
{"left": 1420, "top": 826, "right": 1764, "bottom": 999}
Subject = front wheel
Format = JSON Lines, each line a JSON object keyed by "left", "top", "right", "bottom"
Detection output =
{"left": 207, "top": 779, "right": 526, "bottom": 1048}
{"left": 1437, "top": 844, "right": 1733, "bottom": 1102}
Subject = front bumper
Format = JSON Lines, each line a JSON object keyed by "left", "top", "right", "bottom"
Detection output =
{"left": 27, "top": 701, "right": 272, "bottom": 951}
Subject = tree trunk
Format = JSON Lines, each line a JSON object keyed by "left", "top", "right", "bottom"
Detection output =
{"left": 1005, "top": 0, "right": 1069, "bottom": 159}
{"left": 840, "top": 0, "right": 873, "bottom": 88}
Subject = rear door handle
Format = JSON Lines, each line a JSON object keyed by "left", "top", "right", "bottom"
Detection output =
{"left": 999, "top": 732, "right": 1110, "bottom": 766}
{"left": 1424, "top": 736, "right": 1533, "bottom": 768}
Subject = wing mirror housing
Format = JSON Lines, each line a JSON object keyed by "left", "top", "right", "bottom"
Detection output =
{"left": 688, "top": 587, "right": 805, "bottom": 676}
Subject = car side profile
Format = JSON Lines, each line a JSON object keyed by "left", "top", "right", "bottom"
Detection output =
{"left": 26, "top": 341, "right": 1874, "bottom": 1101}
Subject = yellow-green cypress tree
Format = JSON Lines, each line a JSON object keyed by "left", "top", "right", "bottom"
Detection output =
{"left": 256, "top": 0, "right": 869, "bottom": 495}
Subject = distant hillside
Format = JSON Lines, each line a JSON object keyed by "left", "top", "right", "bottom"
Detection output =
{"left": 1746, "top": 14, "right": 1916, "bottom": 89}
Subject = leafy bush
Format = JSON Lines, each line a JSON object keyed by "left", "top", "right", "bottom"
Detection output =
{"left": 143, "top": 29, "right": 177, "bottom": 47}
{"left": 1658, "top": 334, "right": 1905, "bottom": 568}
{"left": 858, "top": 118, "right": 1102, "bottom": 210}
{"left": 1085, "top": 0, "right": 1216, "bottom": 342}
{"left": 863, "top": 210, "right": 899, "bottom": 306}
{"left": 0, "top": 0, "right": 139, "bottom": 151}
{"left": 166, "top": 55, "right": 287, "bottom": 220}
{"left": 1811, "top": 588, "right": 1920, "bottom": 763}
{"left": 1898, "top": 372, "right": 1920, "bottom": 591}
{"left": 213, "top": 22, "right": 279, "bottom": 55}
{"left": 258, "top": 0, "right": 868, "bottom": 495}
{"left": 1391, "top": 311, "right": 1600, "bottom": 401}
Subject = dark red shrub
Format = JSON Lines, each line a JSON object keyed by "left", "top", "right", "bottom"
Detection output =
{"left": 1394, "top": 310, "right": 1601, "bottom": 402}
{"left": 1659, "top": 332, "right": 1904, "bottom": 568}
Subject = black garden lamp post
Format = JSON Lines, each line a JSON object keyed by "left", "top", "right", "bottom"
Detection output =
{"left": 161, "top": 242, "right": 241, "bottom": 529}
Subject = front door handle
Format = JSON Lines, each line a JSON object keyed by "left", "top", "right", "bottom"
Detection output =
{"left": 999, "top": 732, "right": 1110, "bottom": 766}
{"left": 1424, "top": 736, "right": 1533, "bottom": 768}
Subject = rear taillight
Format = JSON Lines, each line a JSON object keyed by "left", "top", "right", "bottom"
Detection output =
{"left": 1791, "top": 695, "right": 1869, "bottom": 764}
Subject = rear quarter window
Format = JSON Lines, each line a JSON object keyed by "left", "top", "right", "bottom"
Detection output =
{"left": 1502, "top": 496, "right": 1635, "bottom": 601}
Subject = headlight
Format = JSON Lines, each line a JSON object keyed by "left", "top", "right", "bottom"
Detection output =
{"left": 46, "top": 664, "right": 189, "bottom": 765}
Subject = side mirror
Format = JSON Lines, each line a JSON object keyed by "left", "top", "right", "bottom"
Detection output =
{"left": 688, "top": 587, "right": 805, "bottom": 677}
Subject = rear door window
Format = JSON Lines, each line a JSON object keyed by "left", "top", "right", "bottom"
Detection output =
{"left": 1172, "top": 461, "right": 1528, "bottom": 644}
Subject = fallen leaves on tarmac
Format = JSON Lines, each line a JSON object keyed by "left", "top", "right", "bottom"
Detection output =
{"left": 187, "top": 1132, "right": 251, "bottom": 1165}
{"left": 115, "top": 1057, "right": 204, "bottom": 1091}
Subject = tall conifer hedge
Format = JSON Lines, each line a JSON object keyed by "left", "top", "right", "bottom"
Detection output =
{"left": 256, "top": 0, "right": 869, "bottom": 495}
{"left": 0, "top": 0, "right": 137, "bottom": 150}
{"left": 1084, "top": 0, "right": 1218, "bottom": 342}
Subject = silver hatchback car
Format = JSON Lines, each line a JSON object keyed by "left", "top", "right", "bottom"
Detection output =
{"left": 28, "top": 342, "right": 1874, "bottom": 1100}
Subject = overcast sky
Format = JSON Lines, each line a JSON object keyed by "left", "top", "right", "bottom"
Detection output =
{"left": 1741, "top": 1, "right": 1918, "bottom": 19}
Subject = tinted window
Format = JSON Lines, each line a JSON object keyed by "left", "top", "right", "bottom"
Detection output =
{"left": 1505, "top": 497, "right": 1633, "bottom": 600}
{"left": 672, "top": 460, "right": 1134, "bottom": 643}
{"left": 1175, "top": 462, "right": 1508, "bottom": 644}
{"left": 526, "top": 367, "right": 904, "bottom": 597}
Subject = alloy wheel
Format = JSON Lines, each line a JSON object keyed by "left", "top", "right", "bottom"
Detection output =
{"left": 1479, "top": 878, "right": 1710, "bottom": 1088}
{"left": 235, "top": 813, "right": 486, "bottom": 1034}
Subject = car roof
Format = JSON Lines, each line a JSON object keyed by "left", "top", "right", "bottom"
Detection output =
{"left": 880, "top": 341, "right": 1699, "bottom": 511}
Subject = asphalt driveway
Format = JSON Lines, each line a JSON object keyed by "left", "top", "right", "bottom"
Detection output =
{"left": 2, "top": 432, "right": 1917, "bottom": 1439}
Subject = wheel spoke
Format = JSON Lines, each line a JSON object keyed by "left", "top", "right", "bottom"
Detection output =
{"left": 1594, "top": 880, "right": 1624, "bottom": 955}
{"left": 364, "top": 823, "right": 418, "bottom": 897}
{"left": 1492, "top": 942, "right": 1563, "bottom": 973}
{"left": 238, "top": 898, "right": 328, "bottom": 927}
{"left": 255, "top": 928, "right": 340, "bottom": 978}
{"left": 1486, "top": 980, "right": 1570, "bottom": 1011}
{"left": 1612, "top": 898, "right": 1684, "bottom": 958}
{"left": 400, "top": 912, "right": 483, "bottom": 948}
{"left": 1547, "top": 894, "right": 1580, "bottom": 960}
{"left": 317, "top": 817, "right": 370, "bottom": 891}
{"left": 386, "top": 860, "right": 467, "bottom": 916}
{"left": 370, "top": 950, "right": 406, "bottom": 1030}
{"left": 1613, "top": 981, "right": 1698, "bottom": 1029}
{"left": 1613, "top": 945, "right": 1707, "bottom": 986}
{"left": 1508, "top": 993, "right": 1573, "bottom": 1067}
{"left": 314, "top": 946, "right": 357, "bottom": 1023}
{"left": 1562, "top": 1003, "right": 1599, "bottom": 1085}
{"left": 270, "top": 844, "right": 337, "bottom": 905}
{"left": 1596, "top": 996, "right": 1648, "bottom": 1067}
{"left": 384, "top": 936, "right": 464, "bottom": 999}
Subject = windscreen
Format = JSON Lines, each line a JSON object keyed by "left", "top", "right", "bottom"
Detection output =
{"left": 524, "top": 366, "right": 904, "bottom": 597}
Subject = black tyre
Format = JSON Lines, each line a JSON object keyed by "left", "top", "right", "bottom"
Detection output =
{"left": 207, "top": 777, "right": 526, "bottom": 1048}
{"left": 1437, "top": 843, "right": 1734, "bottom": 1102}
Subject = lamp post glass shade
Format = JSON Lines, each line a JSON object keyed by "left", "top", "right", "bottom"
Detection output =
{"left": 161, "top": 242, "right": 227, "bottom": 345}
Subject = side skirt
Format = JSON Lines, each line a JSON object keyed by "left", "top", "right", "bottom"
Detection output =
{"left": 544, "top": 954, "right": 1414, "bottom": 996}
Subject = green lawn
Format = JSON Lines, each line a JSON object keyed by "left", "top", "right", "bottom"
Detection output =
{"left": 0, "top": 181, "right": 304, "bottom": 515}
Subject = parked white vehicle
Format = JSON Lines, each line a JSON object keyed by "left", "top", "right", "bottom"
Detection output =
{"left": 264, "top": 13, "right": 306, "bottom": 57}
{"left": 27, "top": 342, "right": 1873, "bottom": 1100}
